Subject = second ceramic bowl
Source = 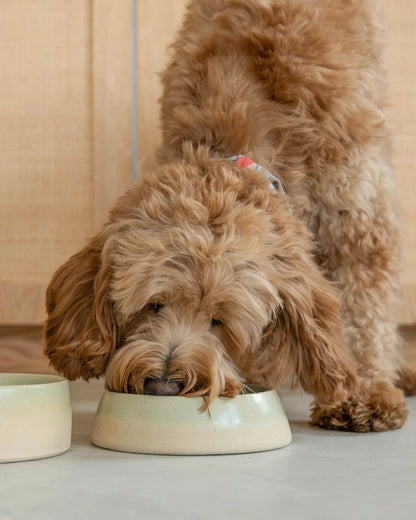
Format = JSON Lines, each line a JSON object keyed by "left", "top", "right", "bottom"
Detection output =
{"left": 0, "top": 373, "right": 72, "bottom": 463}
{"left": 91, "top": 385, "right": 291, "bottom": 455}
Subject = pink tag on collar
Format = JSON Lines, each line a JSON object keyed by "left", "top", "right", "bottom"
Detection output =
{"left": 229, "top": 155, "right": 292, "bottom": 214}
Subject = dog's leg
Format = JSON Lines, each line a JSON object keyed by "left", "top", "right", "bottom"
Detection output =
{"left": 395, "top": 367, "right": 416, "bottom": 397}
{"left": 309, "top": 147, "right": 410, "bottom": 431}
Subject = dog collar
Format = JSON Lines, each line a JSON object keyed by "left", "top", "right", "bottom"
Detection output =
{"left": 229, "top": 155, "right": 293, "bottom": 214}
{"left": 229, "top": 155, "right": 286, "bottom": 195}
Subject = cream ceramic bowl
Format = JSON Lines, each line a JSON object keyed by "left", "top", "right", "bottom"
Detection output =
{"left": 0, "top": 373, "right": 72, "bottom": 463}
{"left": 91, "top": 386, "right": 291, "bottom": 455}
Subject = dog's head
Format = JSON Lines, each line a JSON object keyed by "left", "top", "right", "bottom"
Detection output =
{"left": 45, "top": 151, "right": 354, "bottom": 405}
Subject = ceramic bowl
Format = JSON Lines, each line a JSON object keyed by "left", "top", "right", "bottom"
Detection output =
{"left": 91, "top": 385, "right": 291, "bottom": 455}
{"left": 0, "top": 373, "right": 72, "bottom": 463}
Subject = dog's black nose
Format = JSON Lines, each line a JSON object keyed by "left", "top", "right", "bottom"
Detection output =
{"left": 143, "top": 378, "right": 183, "bottom": 396}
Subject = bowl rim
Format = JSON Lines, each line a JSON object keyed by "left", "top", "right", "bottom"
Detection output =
{"left": 0, "top": 373, "right": 67, "bottom": 388}
{"left": 103, "top": 383, "right": 272, "bottom": 398}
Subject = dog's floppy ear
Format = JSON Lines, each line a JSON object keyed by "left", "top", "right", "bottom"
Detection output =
{"left": 44, "top": 228, "right": 117, "bottom": 381}
{"left": 261, "top": 238, "right": 357, "bottom": 404}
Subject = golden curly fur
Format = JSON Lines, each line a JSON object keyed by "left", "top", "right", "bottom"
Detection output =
{"left": 45, "top": 0, "right": 414, "bottom": 431}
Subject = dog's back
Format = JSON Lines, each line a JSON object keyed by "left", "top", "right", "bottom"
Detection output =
{"left": 159, "top": 0, "right": 388, "bottom": 207}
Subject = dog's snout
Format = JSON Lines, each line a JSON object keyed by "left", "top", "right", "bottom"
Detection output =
{"left": 143, "top": 378, "right": 183, "bottom": 396}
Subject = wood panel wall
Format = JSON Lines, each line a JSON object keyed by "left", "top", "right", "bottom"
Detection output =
{"left": 383, "top": 1, "right": 416, "bottom": 323}
{"left": 136, "top": 0, "right": 188, "bottom": 173}
{"left": 0, "top": 1, "right": 94, "bottom": 323}
{"left": 0, "top": 0, "right": 134, "bottom": 323}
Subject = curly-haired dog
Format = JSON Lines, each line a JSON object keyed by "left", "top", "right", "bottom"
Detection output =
{"left": 45, "top": 0, "right": 415, "bottom": 431}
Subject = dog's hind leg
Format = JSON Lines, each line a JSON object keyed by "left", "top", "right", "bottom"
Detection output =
{"left": 267, "top": 0, "right": 412, "bottom": 431}
{"left": 309, "top": 143, "right": 409, "bottom": 431}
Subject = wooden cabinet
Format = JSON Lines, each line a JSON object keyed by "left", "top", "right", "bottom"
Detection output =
{"left": 0, "top": 0, "right": 415, "bottom": 324}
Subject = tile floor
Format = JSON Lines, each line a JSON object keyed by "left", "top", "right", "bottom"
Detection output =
{"left": 0, "top": 379, "right": 415, "bottom": 520}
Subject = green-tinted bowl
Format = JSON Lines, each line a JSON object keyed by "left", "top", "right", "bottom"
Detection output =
{"left": 91, "top": 385, "right": 291, "bottom": 455}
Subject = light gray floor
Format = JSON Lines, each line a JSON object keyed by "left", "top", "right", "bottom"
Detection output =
{"left": 1, "top": 380, "right": 415, "bottom": 520}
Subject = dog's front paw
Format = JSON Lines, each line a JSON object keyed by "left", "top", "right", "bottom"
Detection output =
{"left": 310, "top": 382, "right": 408, "bottom": 432}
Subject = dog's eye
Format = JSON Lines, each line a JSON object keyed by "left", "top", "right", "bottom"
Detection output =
{"left": 211, "top": 318, "right": 223, "bottom": 327}
{"left": 147, "top": 302, "right": 164, "bottom": 314}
